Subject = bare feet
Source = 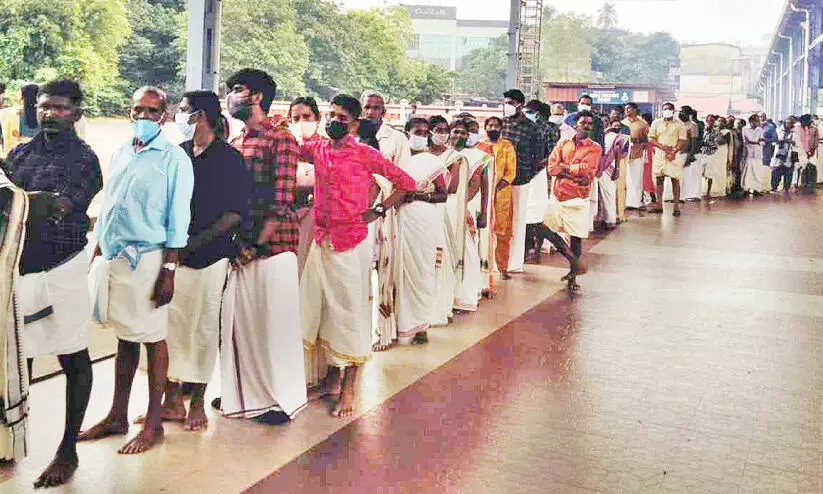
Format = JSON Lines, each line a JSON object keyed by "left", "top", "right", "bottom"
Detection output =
{"left": 77, "top": 419, "right": 129, "bottom": 442}
{"left": 184, "top": 404, "right": 208, "bottom": 431}
{"left": 133, "top": 400, "right": 186, "bottom": 424}
{"left": 411, "top": 332, "right": 428, "bottom": 345}
{"left": 331, "top": 385, "right": 355, "bottom": 418}
{"left": 501, "top": 270, "right": 511, "bottom": 280}
{"left": 371, "top": 341, "right": 394, "bottom": 352}
{"left": 118, "top": 427, "right": 164, "bottom": 455}
{"left": 33, "top": 451, "right": 78, "bottom": 488}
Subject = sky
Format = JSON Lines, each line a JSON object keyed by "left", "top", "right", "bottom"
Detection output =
{"left": 340, "top": 0, "right": 786, "bottom": 47}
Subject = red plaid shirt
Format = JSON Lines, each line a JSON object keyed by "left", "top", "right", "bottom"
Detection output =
{"left": 231, "top": 117, "right": 299, "bottom": 255}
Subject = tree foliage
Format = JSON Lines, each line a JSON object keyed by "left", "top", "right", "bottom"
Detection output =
{"left": 540, "top": 12, "right": 596, "bottom": 83}
{"left": 456, "top": 35, "right": 508, "bottom": 98}
{"left": 596, "top": 2, "right": 618, "bottom": 30}
{"left": 0, "top": 0, "right": 131, "bottom": 113}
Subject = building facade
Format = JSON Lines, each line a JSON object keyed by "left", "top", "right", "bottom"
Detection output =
{"left": 405, "top": 4, "right": 508, "bottom": 72}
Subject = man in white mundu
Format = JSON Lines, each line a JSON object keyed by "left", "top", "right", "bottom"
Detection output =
{"left": 300, "top": 95, "right": 417, "bottom": 418}
{"left": 81, "top": 87, "right": 194, "bottom": 455}
{"left": 621, "top": 103, "right": 649, "bottom": 209}
{"left": 6, "top": 79, "right": 102, "bottom": 487}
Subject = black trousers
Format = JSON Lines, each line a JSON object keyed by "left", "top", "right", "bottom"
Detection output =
{"left": 771, "top": 166, "right": 793, "bottom": 191}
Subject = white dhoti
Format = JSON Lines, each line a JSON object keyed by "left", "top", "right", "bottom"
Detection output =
{"left": 681, "top": 156, "right": 705, "bottom": 200}
{"left": 703, "top": 150, "right": 728, "bottom": 198}
{"left": 396, "top": 202, "right": 441, "bottom": 343}
{"left": 625, "top": 157, "right": 645, "bottom": 208}
{"left": 296, "top": 207, "right": 314, "bottom": 278}
{"left": 596, "top": 174, "right": 617, "bottom": 226}
{"left": 95, "top": 249, "right": 168, "bottom": 344}
{"left": 544, "top": 196, "right": 591, "bottom": 239}
{"left": 526, "top": 169, "right": 550, "bottom": 224}
{"left": 741, "top": 157, "right": 769, "bottom": 192}
{"left": 220, "top": 253, "right": 307, "bottom": 419}
{"left": 167, "top": 259, "right": 229, "bottom": 384}
{"left": 508, "top": 182, "right": 531, "bottom": 273}
{"left": 20, "top": 251, "right": 89, "bottom": 358}
{"left": 588, "top": 179, "right": 599, "bottom": 232}
{"left": 302, "top": 237, "right": 373, "bottom": 381}
{"left": 454, "top": 222, "right": 482, "bottom": 312}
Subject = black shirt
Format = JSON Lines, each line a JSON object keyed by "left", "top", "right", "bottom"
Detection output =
{"left": 6, "top": 131, "right": 102, "bottom": 274}
{"left": 181, "top": 138, "right": 252, "bottom": 269}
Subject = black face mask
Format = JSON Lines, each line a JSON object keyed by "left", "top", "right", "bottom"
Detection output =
{"left": 358, "top": 118, "right": 378, "bottom": 140}
{"left": 487, "top": 130, "right": 501, "bottom": 142}
{"left": 678, "top": 112, "right": 689, "bottom": 123}
{"left": 326, "top": 120, "right": 349, "bottom": 140}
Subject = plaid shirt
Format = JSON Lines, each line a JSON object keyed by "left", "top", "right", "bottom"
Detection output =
{"left": 5, "top": 131, "right": 102, "bottom": 274}
{"left": 502, "top": 113, "right": 547, "bottom": 185}
{"left": 231, "top": 117, "right": 299, "bottom": 255}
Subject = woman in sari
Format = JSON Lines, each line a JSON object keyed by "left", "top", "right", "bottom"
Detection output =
{"left": 393, "top": 118, "right": 449, "bottom": 345}
{"left": 0, "top": 169, "right": 28, "bottom": 462}
{"left": 703, "top": 117, "right": 730, "bottom": 200}
{"left": 451, "top": 119, "right": 486, "bottom": 312}
{"left": 428, "top": 116, "right": 464, "bottom": 326}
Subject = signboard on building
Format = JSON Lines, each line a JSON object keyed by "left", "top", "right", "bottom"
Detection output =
{"left": 579, "top": 88, "right": 633, "bottom": 105}
{"left": 406, "top": 5, "right": 457, "bottom": 20}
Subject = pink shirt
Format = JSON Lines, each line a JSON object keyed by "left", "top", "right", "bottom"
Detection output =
{"left": 300, "top": 135, "right": 416, "bottom": 252}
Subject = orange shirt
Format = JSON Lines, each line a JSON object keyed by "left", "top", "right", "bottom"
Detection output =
{"left": 548, "top": 136, "right": 602, "bottom": 202}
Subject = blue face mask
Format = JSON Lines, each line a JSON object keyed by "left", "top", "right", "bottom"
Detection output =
{"left": 133, "top": 119, "right": 161, "bottom": 144}
{"left": 525, "top": 112, "right": 538, "bottom": 123}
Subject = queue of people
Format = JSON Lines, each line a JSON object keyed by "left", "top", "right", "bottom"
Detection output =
{"left": 0, "top": 70, "right": 819, "bottom": 489}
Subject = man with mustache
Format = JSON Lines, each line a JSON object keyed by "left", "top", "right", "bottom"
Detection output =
{"left": 5, "top": 79, "right": 102, "bottom": 487}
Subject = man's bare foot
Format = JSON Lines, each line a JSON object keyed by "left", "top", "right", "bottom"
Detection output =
{"left": 133, "top": 400, "right": 186, "bottom": 424}
{"left": 33, "top": 451, "right": 78, "bottom": 488}
{"left": 501, "top": 270, "right": 511, "bottom": 280}
{"left": 411, "top": 332, "right": 428, "bottom": 345}
{"left": 331, "top": 385, "right": 355, "bottom": 418}
{"left": 117, "top": 427, "right": 164, "bottom": 455}
{"left": 77, "top": 419, "right": 129, "bottom": 441}
{"left": 371, "top": 341, "right": 394, "bottom": 352}
{"left": 183, "top": 404, "right": 208, "bottom": 431}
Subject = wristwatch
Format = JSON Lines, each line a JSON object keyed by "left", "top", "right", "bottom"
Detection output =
{"left": 372, "top": 203, "right": 387, "bottom": 217}
{"left": 161, "top": 262, "right": 177, "bottom": 272}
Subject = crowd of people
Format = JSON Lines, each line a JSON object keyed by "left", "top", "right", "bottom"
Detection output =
{"left": 0, "top": 69, "right": 820, "bottom": 489}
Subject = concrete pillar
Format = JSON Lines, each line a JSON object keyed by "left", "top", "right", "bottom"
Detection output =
{"left": 506, "top": 0, "right": 520, "bottom": 90}
{"left": 185, "top": 0, "right": 222, "bottom": 92}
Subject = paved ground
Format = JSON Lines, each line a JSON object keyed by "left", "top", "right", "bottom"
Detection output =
{"left": 250, "top": 194, "right": 823, "bottom": 493}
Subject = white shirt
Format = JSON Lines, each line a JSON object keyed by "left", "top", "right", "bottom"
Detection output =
{"left": 376, "top": 123, "right": 411, "bottom": 165}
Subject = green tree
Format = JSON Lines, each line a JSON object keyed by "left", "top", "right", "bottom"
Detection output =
{"left": 119, "top": 0, "right": 186, "bottom": 100}
{"left": 592, "top": 30, "right": 679, "bottom": 85}
{"left": 0, "top": 0, "right": 131, "bottom": 113}
{"left": 456, "top": 35, "right": 507, "bottom": 98}
{"left": 540, "top": 13, "right": 596, "bottom": 83}
{"left": 596, "top": 2, "right": 618, "bottom": 30}
{"left": 220, "top": 0, "right": 309, "bottom": 97}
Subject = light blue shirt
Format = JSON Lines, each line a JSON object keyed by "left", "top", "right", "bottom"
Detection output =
{"left": 94, "top": 131, "right": 194, "bottom": 263}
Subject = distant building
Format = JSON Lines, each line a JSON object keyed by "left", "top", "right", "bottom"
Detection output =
{"left": 678, "top": 43, "right": 765, "bottom": 115}
{"left": 404, "top": 4, "right": 508, "bottom": 72}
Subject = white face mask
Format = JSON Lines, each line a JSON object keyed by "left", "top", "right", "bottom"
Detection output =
{"left": 174, "top": 112, "right": 196, "bottom": 141}
{"left": 431, "top": 132, "right": 449, "bottom": 146}
{"left": 578, "top": 104, "right": 592, "bottom": 112}
{"left": 503, "top": 103, "right": 517, "bottom": 118}
{"left": 409, "top": 134, "right": 429, "bottom": 151}
{"left": 466, "top": 132, "right": 479, "bottom": 147}
{"left": 549, "top": 115, "right": 564, "bottom": 125}
{"left": 662, "top": 109, "right": 675, "bottom": 119}
{"left": 290, "top": 120, "right": 318, "bottom": 141}
{"left": 524, "top": 112, "right": 538, "bottom": 123}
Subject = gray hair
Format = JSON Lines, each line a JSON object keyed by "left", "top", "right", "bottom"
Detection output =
{"left": 551, "top": 103, "right": 565, "bottom": 115}
{"left": 133, "top": 86, "right": 168, "bottom": 111}
{"left": 360, "top": 90, "right": 386, "bottom": 106}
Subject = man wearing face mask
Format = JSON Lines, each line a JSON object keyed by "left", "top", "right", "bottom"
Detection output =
{"left": 647, "top": 102, "right": 688, "bottom": 216}
{"left": 565, "top": 95, "right": 605, "bottom": 148}
{"left": 226, "top": 69, "right": 298, "bottom": 258}
{"left": 536, "top": 111, "right": 601, "bottom": 291}
{"left": 359, "top": 90, "right": 411, "bottom": 352}
{"left": 500, "top": 89, "right": 546, "bottom": 274}
{"left": 81, "top": 86, "right": 194, "bottom": 455}
{"left": 300, "top": 94, "right": 418, "bottom": 419}
{"left": 5, "top": 79, "right": 102, "bottom": 487}
{"left": 521, "top": 100, "right": 557, "bottom": 263}
{"left": 156, "top": 91, "right": 252, "bottom": 431}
